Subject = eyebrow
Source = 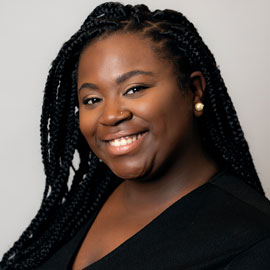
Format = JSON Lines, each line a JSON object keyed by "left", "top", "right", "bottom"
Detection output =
{"left": 78, "top": 70, "right": 154, "bottom": 92}
{"left": 115, "top": 70, "right": 154, "bottom": 84}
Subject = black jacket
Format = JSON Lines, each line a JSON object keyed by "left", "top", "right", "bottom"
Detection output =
{"left": 32, "top": 170, "right": 270, "bottom": 269}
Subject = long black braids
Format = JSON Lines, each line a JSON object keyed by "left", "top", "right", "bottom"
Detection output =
{"left": 0, "top": 2, "right": 264, "bottom": 269}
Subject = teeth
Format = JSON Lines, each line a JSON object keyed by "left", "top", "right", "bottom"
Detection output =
{"left": 114, "top": 140, "right": 120, "bottom": 146}
{"left": 109, "top": 133, "right": 142, "bottom": 147}
{"left": 120, "top": 139, "right": 127, "bottom": 146}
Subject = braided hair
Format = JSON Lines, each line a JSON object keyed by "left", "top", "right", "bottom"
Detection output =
{"left": 0, "top": 2, "right": 264, "bottom": 269}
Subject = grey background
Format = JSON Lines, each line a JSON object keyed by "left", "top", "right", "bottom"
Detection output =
{"left": 0, "top": 0, "right": 269, "bottom": 257}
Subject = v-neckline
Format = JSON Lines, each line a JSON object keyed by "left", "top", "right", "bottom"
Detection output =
{"left": 70, "top": 170, "right": 226, "bottom": 270}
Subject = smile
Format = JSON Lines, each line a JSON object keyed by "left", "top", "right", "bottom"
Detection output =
{"left": 104, "top": 131, "right": 148, "bottom": 155}
{"left": 108, "top": 133, "right": 143, "bottom": 146}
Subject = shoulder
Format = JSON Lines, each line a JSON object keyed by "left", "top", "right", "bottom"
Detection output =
{"left": 163, "top": 171, "right": 270, "bottom": 268}
{"left": 173, "top": 170, "right": 270, "bottom": 254}
{"left": 224, "top": 237, "right": 270, "bottom": 269}
{"left": 209, "top": 169, "right": 270, "bottom": 216}
{"left": 196, "top": 170, "right": 270, "bottom": 249}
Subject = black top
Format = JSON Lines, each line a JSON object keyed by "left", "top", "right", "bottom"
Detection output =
{"left": 35, "top": 170, "right": 270, "bottom": 270}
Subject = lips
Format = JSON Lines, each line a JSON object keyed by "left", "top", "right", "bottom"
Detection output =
{"left": 103, "top": 130, "right": 148, "bottom": 156}
{"left": 108, "top": 132, "right": 143, "bottom": 146}
{"left": 102, "top": 130, "right": 148, "bottom": 142}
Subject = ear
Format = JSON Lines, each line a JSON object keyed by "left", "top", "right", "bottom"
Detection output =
{"left": 190, "top": 71, "right": 206, "bottom": 117}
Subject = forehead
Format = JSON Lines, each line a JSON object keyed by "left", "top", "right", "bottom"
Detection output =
{"left": 77, "top": 33, "right": 174, "bottom": 79}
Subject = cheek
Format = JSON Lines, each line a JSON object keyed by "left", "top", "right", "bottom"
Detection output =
{"left": 164, "top": 93, "right": 193, "bottom": 144}
{"left": 138, "top": 87, "right": 193, "bottom": 153}
{"left": 134, "top": 86, "right": 191, "bottom": 134}
{"left": 79, "top": 110, "right": 97, "bottom": 145}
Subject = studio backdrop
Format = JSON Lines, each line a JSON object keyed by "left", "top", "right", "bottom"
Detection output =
{"left": 0, "top": 0, "right": 269, "bottom": 257}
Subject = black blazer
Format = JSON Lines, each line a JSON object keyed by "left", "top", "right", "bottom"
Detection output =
{"left": 33, "top": 170, "right": 270, "bottom": 269}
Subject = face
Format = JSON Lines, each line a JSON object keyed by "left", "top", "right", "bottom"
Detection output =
{"left": 77, "top": 33, "right": 196, "bottom": 180}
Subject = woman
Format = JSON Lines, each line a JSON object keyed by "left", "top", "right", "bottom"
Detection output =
{"left": 1, "top": 2, "right": 270, "bottom": 269}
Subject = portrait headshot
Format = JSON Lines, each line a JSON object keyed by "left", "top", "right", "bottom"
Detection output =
{"left": 0, "top": 0, "right": 269, "bottom": 269}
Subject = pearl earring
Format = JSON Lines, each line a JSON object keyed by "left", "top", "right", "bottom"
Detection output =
{"left": 194, "top": 102, "right": 204, "bottom": 112}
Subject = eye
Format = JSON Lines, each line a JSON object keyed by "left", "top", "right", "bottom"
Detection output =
{"left": 124, "top": 85, "right": 148, "bottom": 96}
{"left": 82, "top": 97, "right": 102, "bottom": 105}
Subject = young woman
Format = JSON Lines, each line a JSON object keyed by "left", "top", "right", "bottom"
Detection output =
{"left": 1, "top": 2, "right": 270, "bottom": 270}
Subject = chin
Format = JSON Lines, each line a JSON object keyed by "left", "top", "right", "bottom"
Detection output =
{"left": 109, "top": 160, "right": 152, "bottom": 181}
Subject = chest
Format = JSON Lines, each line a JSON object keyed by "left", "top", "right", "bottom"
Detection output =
{"left": 71, "top": 208, "right": 160, "bottom": 270}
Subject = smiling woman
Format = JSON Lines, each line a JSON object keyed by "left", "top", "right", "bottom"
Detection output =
{"left": 77, "top": 33, "right": 208, "bottom": 181}
{"left": 1, "top": 2, "right": 270, "bottom": 270}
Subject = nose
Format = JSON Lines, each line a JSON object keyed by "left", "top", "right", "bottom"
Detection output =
{"left": 99, "top": 99, "right": 132, "bottom": 126}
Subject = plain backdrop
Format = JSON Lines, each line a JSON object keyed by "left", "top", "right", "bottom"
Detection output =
{"left": 0, "top": 0, "right": 269, "bottom": 257}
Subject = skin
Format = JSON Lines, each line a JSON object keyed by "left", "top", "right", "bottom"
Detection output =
{"left": 74, "top": 32, "right": 218, "bottom": 269}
